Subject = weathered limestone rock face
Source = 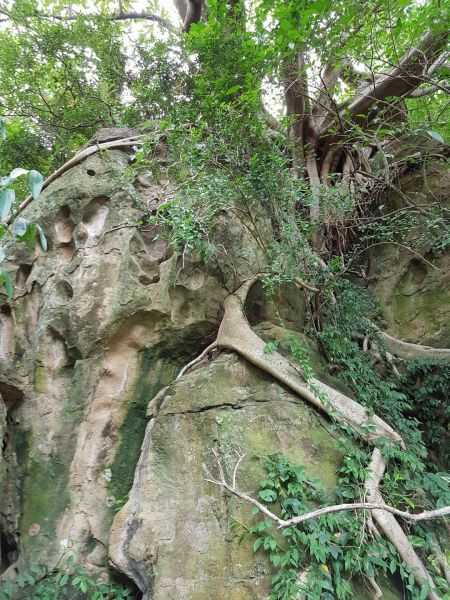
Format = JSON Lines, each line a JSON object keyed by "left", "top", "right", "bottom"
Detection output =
{"left": 366, "top": 154, "right": 450, "bottom": 347}
{"left": 0, "top": 134, "right": 267, "bottom": 577}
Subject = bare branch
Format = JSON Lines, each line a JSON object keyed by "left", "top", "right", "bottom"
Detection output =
{"left": 407, "top": 80, "right": 450, "bottom": 98}
{"left": 0, "top": 5, "right": 175, "bottom": 31}
{"left": 206, "top": 451, "right": 450, "bottom": 529}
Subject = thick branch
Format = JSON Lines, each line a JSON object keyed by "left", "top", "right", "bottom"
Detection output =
{"left": 174, "top": 0, "right": 202, "bottom": 32}
{"left": 347, "top": 31, "right": 446, "bottom": 119}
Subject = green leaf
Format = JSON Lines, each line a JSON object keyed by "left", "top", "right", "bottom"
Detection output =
{"left": 253, "top": 537, "right": 263, "bottom": 552}
{"left": 35, "top": 224, "right": 47, "bottom": 251}
{"left": 259, "top": 488, "right": 277, "bottom": 502}
{"left": 1, "top": 168, "right": 28, "bottom": 187}
{"left": 27, "top": 170, "right": 44, "bottom": 200}
{"left": 0, "top": 189, "right": 15, "bottom": 221}
{"left": 224, "top": 85, "right": 241, "bottom": 96}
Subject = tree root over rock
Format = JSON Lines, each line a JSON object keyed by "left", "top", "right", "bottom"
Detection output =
{"left": 180, "top": 274, "right": 448, "bottom": 600}
{"left": 377, "top": 331, "right": 450, "bottom": 362}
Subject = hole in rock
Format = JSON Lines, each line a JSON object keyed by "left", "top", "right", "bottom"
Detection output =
{"left": 87, "top": 169, "right": 96, "bottom": 176}
{"left": 0, "top": 304, "right": 11, "bottom": 316}
{"left": 82, "top": 196, "right": 109, "bottom": 237}
{"left": 15, "top": 264, "right": 32, "bottom": 289}
{"left": 0, "top": 531, "right": 18, "bottom": 574}
{"left": 0, "top": 383, "right": 24, "bottom": 412}
{"left": 55, "top": 205, "right": 75, "bottom": 244}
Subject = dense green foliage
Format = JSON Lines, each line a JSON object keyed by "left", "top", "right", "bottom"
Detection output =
{"left": 244, "top": 280, "right": 450, "bottom": 599}
{"left": 248, "top": 453, "right": 450, "bottom": 600}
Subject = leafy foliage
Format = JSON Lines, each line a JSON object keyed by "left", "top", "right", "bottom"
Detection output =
{"left": 0, "top": 559, "right": 135, "bottom": 600}
{"left": 0, "top": 148, "right": 46, "bottom": 297}
{"left": 247, "top": 454, "right": 450, "bottom": 600}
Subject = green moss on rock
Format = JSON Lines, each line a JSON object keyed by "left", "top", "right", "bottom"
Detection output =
{"left": 109, "top": 351, "right": 180, "bottom": 502}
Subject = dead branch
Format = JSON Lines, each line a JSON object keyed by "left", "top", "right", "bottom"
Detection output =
{"left": 206, "top": 449, "right": 450, "bottom": 527}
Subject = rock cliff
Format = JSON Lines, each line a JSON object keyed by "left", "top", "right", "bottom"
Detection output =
{"left": 0, "top": 130, "right": 448, "bottom": 599}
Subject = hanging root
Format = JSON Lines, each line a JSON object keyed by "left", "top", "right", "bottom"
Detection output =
{"left": 179, "top": 274, "right": 448, "bottom": 599}
{"left": 176, "top": 341, "right": 218, "bottom": 380}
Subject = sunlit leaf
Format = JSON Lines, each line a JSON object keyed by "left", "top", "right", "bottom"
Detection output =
{"left": 0, "top": 189, "right": 15, "bottom": 220}
{"left": 27, "top": 170, "right": 44, "bottom": 199}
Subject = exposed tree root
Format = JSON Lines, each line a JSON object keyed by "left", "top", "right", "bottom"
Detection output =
{"left": 378, "top": 331, "right": 450, "bottom": 362}
{"left": 178, "top": 274, "right": 447, "bottom": 599}
{"left": 215, "top": 276, "right": 403, "bottom": 445}
{"left": 10, "top": 135, "right": 145, "bottom": 222}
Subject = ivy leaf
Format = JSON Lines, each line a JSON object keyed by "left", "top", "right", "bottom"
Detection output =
{"left": 253, "top": 537, "right": 263, "bottom": 552}
{"left": 0, "top": 189, "right": 15, "bottom": 220}
{"left": 27, "top": 170, "right": 44, "bottom": 199}
{"left": 259, "top": 488, "right": 278, "bottom": 502}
